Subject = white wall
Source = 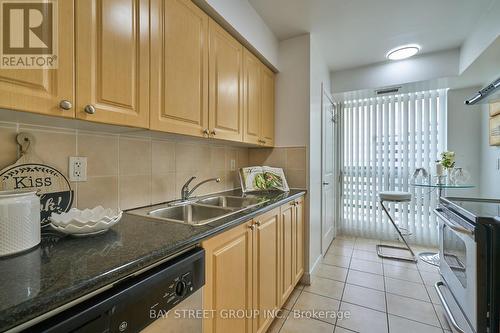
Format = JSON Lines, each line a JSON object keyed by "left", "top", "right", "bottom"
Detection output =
{"left": 447, "top": 87, "right": 482, "bottom": 197}
{"left": 308, "top": 35, "right": 331, "bottom": 272}
{"left": 480, "top": 104, "right": 500, "bottom": 198}
{"left": 275, "top": 35, "right": 310, "bottom": 147}
{"left": 274, "top": 33, "right": 332, "bottom": 274}
{"left": 459, "top": 0, "right": 500, "bottom": 73}
{"left": 204, "top": 0, "right": 279, "bottom": 68}
{"left": 330, "top": 49, "right": 459, "bottom": 93}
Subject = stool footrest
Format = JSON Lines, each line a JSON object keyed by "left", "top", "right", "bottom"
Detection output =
{"left": 377, "top": 244, "right": 417, "bottom": 262}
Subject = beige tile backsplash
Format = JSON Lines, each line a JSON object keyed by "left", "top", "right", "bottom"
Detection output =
{"left": 0, "top": 121, "right": 307, "bottom": 211}
{"left": 0, "top": 122, "right": 251, "bottom": 211}
{"left": 248, "top": 147, "right": 307, "bottom": 189}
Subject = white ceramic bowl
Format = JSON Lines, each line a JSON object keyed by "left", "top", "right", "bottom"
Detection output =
{"left": 50, "top": 206, "right": 122, "bottom": 236}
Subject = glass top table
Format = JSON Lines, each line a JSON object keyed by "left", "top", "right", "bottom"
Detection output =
{"left": 410, "top": 182, "right": 475, "bottom": 189}
{"left": 410, "top": 182, "right": 475, "bottom": 266}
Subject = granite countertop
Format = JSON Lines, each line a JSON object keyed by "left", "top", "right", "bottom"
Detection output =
{"left": 0, "top": 189, "right": 305, "bottom": 332}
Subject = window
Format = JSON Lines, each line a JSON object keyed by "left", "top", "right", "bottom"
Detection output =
{"left": 340, "top": 89, "right": 447, "bottom": 246}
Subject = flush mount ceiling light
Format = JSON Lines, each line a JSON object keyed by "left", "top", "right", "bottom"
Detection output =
{"left": 386, "top": 44, "right": 421, "bottom": 60}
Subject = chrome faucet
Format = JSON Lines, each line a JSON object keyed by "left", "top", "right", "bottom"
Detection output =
{"left": 181, "top": 176, "right": 221, "bottom": 201}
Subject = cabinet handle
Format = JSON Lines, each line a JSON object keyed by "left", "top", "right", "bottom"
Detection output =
{"left": 203, "top": 128, "right": 210, "bottom": 136}
{"left": 258, "top": 139, "right": 266, "bottom": 144}
{"left": 248, "top": 224, "right": 255, "bottom": 231}
{"left": 84, "top": 104, "right": 96, "bottom": 115}
{"left": 210, "top": 130, "right": 216, "bottom": 136}
{"left": 289, "top": 202, "right": 296, "bottom": 206}
{"left": 255, "top": 221, "right": 262, "bottom": 226}
{"left": 59, "top": 100, "right": 72, "bottom": 110}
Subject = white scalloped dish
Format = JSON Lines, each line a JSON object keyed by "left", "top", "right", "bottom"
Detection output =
{"left": 50, "top": 206, "right": 122, "bottom": 237}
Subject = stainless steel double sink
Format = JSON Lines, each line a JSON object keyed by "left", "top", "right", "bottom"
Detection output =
{"left": 128, "top": 195, "right": 267, "bottom": 226}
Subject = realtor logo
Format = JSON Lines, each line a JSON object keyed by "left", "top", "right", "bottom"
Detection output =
{"left": 0, "top": 0, "right": 58, "bottom": 69}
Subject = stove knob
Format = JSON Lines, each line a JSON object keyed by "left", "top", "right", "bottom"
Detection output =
{"left": 175, "top": 280, "right": 187, "bottom": 297}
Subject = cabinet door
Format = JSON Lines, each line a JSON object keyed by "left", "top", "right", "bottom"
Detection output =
{"left": 202, "top": 222, "right": 253, "bottom": 333}
{"left": 253, "top": 208, "right": 280, "bottom": 333}
{"left": 260, "top": 65, "right": 275, "bottom": 147}
{"left": 150, "top": 0, "right": 209, "bottom": 137}
{"left": 279, "top": 202, "right": 295, "bottom": 306}
{"left": 0, "top": 1, "right": 74, "bottom": 118}
{"left": 76, "top": 0, "right": 149, "bottom": 128}
{"left": 242, "top": 49, "right": 261, "bottom": 145}
{"left": 208, "top": 19, "right": 244, "bottom": 142}
{"left": 294, "top": 197, "right": 305, "bottom": 284}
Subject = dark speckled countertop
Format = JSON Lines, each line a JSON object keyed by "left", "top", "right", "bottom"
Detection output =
{"left": 0, "top": 189, "right": 305, "bottom": 332}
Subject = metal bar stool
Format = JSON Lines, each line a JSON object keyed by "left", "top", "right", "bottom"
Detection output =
{"left": 376, "top": 191, "right": 417, "bottom": 262}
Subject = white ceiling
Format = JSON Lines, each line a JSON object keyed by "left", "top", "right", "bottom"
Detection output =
{"left": 248, "top": 0, "right": 494, "bottom": 71}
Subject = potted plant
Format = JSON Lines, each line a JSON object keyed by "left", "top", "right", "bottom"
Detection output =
{"left": 436, "top": 151, "right": 455, "bottom": 184}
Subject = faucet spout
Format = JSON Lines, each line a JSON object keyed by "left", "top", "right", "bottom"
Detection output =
{"left": 181, "top": 177, "right": 221, "bottom": 200}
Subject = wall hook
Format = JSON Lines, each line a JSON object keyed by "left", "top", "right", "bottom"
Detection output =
{"left": 16, "top": 133, "right": 35, "bottom": 156}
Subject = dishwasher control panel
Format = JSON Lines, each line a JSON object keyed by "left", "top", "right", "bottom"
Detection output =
{"left": 109, "top": 266, "right": 199, "bottom": 333}
{"left": 31, "top": 248, "right": 205, "bottom": 333}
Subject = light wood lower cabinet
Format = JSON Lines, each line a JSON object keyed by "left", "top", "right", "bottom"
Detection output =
{"left": 279, "top": 197, "right": 304, "bottom": 303}
{"left": 76, "top": 0, "right": 150, "bottom": 128}
{"left": 253, "top": 208, "right": 280, "bottom": 333}
{"left": 279, "top": 202, "right": 295, "bottom": 305}
{"left": 202, "top": 221, "right": 253, "bottom": 333}
{"left": 203, "top": 197, "right": 304, "bottom": 333}
{"left": 0, "top": 0, "right": 74, "bottom": 118}
{"left": 293, "top": 197, "right": 305, "bottom": 284}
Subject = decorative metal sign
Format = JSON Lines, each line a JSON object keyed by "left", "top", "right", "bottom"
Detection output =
{"left": 0, "top": 163, "right": 74, "bottom": 226}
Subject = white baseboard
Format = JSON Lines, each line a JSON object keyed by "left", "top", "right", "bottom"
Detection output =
{"left": 301, "top": 254, "right": 322, "bottom": 285}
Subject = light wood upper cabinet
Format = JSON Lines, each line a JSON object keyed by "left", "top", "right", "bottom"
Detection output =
{"left": 75, "top": 0, "right": 149, "bottom": 128}
{"left": 243, "top": 49, "right": 275, "bottom": 146}
{"left": 1, "top": 0, "right": 273, "bottom": 145}
{"left": 253, "top": 208, "right": 280, "bottom": 333}
{"left": 243, "top": 49, "right": 262, "bottom": 145}
{"left": 202, "top": 222, "right": 253, "bottom": 333}
{"left": 0, "top": 1, "right": 74, "bottom": 118}
{"left": 260, "top": 65, "right": 275, "bottom": 147}
{"left": 279, "top": 202, "right": 295, "bottom": 305}
{"left": 208, "top": 19, "right": 244, "bottom": 142}
{"left": 150, "top": 0, "right": 209, "bottom": 137}
{"left": 294, "top": 197, "right": 305, "bottom": 284}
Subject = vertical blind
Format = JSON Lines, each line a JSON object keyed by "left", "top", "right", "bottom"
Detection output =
{"left": 340, "top": 89, "right": 447, "bottom": 246}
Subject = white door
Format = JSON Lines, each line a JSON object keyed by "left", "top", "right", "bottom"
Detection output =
{"left": 321, "top": 85, "right": 336, "bottom": 254}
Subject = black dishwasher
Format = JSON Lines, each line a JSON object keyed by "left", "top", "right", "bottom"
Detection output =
{"left": 27, "top": 248, "right": 205, "bottom": 333}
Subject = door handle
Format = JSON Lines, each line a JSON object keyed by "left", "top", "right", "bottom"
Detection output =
{"left": 59, "top": 100, "right": 72, "bottom": 110}
{"left": 322, "top": 182, "right": 330, "bottom": 185}
{"left": 434, "top": 282, "right": 466, "bottom": 333}
{"left": 434, "top": 209, "right": 474, "bottom": 236}
{"left": 84, "top": 104, "right": 96, "bottom": 115}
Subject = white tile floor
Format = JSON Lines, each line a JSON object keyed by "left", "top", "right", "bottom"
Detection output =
{"left": 268, "top": 236, "right": 451, "bottom": 333}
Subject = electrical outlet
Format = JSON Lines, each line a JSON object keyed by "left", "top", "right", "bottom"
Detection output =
{"left": 230, "top": 159, "right": 236, "bottom": 171}
{"left": 69, "top": 157, "right": 87, "bottom": 182}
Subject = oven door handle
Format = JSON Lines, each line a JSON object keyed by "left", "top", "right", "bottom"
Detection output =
{"left": 434, "top": 208, "right": 474, "bottom": 236}
{"left": 434, "top": 281, "right": 466, "bottom": 333}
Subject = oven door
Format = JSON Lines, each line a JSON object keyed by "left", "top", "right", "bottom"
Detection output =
{"left": 436, "top": 208, "right": 477, "bottom": 331}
